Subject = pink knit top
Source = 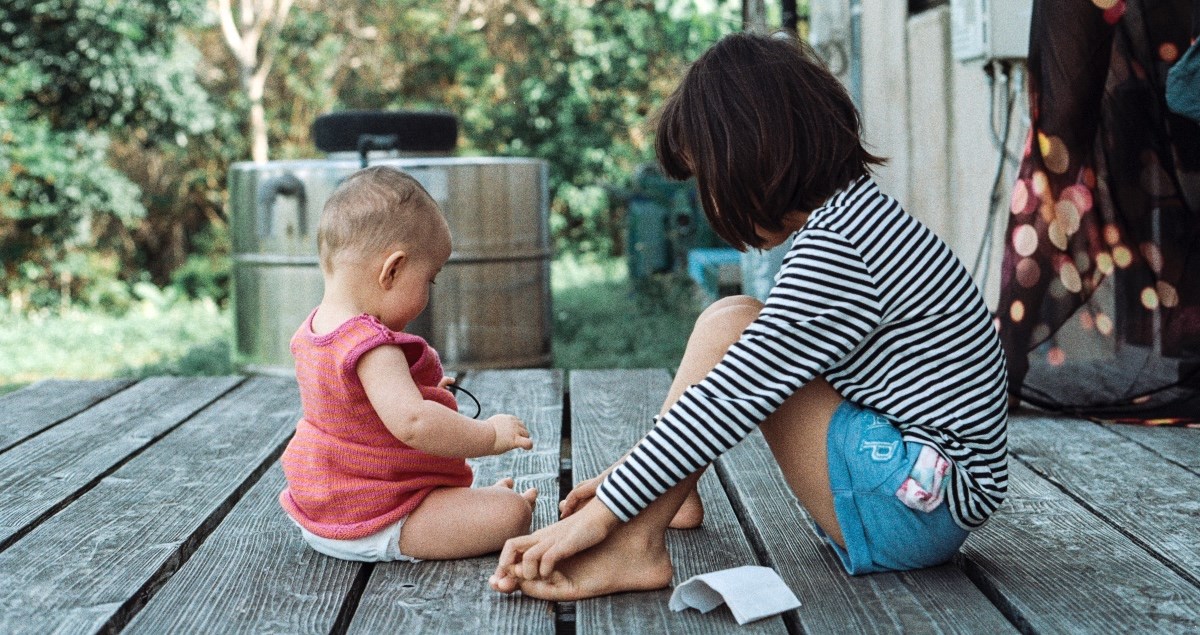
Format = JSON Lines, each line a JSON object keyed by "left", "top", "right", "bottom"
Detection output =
{"left": 279, "top": 310, "right": 474, "bottom": 540}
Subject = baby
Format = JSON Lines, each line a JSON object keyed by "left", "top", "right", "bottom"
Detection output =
{"left": 279, "top": 165, "right": 537, "bottom": 562}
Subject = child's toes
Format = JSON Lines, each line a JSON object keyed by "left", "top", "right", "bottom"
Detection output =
{"left": 492, "top": 477, "right": 515, "bottom": 489}
{"left": 520, "top": 487, "right": 539, "bottom": 507}
{"left": 489, "top": 572, "right": 521, "bottom": 594}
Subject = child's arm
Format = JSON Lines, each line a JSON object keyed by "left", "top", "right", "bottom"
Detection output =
{"left": 357, "top": 345, "right": 532, "bottom": 458}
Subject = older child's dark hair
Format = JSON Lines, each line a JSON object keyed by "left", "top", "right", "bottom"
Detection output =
{"left": 655, "top": 32, "right": 885, "bottom": 251}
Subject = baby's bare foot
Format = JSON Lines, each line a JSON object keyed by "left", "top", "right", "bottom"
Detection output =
{"left": 520, "top": 487, "right": 538, "bottom": 510}
{"left": 508, "top": 532, "right": 673, "bottom": 600}
{"left": 669, "top": 490, "right": 704, "bottom": 529}
{"left": 489, "top": 478, "right": 536, "bottom": 510}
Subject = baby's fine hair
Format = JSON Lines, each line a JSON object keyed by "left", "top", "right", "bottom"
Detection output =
{"left": 317, "top": 166, "right": 441, "bottom": 272}
{"left": 655, "top": 32, "right": 885, "bottom": 251}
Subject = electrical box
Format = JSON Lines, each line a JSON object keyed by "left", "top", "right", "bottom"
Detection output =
{"left": 950, "top": 0, "right": 1032, "bottom": 62}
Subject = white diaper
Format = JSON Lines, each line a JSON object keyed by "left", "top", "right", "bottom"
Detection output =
{"left": 292, "top": 516, "right": 420, "bottom": 563}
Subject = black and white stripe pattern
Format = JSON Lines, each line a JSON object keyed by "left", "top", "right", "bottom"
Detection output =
{"left": 596, "top": 177, "right": 1008, "bottom": 530}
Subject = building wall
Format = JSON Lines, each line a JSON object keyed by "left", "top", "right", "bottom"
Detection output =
{"left": 859, "top": 0, "right": 911, "bottom": 209}
{"left": 844, "top": 3, "right": 1026, "bottom": 309}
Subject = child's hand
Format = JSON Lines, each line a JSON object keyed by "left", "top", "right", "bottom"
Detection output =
{"left": 438, "top": 376, "right": 455, "bottom": 389}
{"left": 559, "top": 463, "right": 619, "bottom": 518}
{"left": 488, "top": 415, "right": 533, "bottom": 454}
{"left": 559, "top": 473, "right": 603, "bottom": 518}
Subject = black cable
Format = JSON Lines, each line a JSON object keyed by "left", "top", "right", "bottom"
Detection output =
{"left": 972, "top": 60, "right": 1017, "bottom": 287}
{"left": 446, "top": 384, "right": 482, "bottom": 419}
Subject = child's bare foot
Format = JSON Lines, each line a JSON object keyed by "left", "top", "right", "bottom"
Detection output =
{"left": 669, "top": 489, "right": 704, "bottom": 529}
{"left": 492, "top": 530, "right": 673, "bottom": 600}
{"left": 520, "top": 486, "right": 538, "bottom": 510}
{"left": 492, "top": 477, "right": 538, "bottom": 511}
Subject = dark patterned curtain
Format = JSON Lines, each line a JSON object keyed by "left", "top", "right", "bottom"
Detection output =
{"left": 998, "top": 0, "right": 1200, "bottom": 423}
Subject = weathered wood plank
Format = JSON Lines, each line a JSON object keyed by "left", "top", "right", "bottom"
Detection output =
{"left": 1100, "top": 419, "right": 1200, "bottom": 472}
{"left": 346, "top": 369, "right": 564, "bottom": 634}
{"left": 123, "top": 465, "right": 362, "bottom": 635}
{"left": 0, "top": 375, "right": 243, "bottom": 550}
{"left": 0, "top": 376, "right": 301, "bottom": 635}
{"left": 0, "top": 378, "right": 133, "bottom": 453}
{"left": 570, "top": 369, "right": 787, "bottom": 634}
{"left": 1008, "top": 414, "right": 1200, "bottom": 584}
{"left": 717, "top": 431, "right": 1018, "bottom": 634}
{"left": 960, "top": 459, "right": 1200, "bottom": 632}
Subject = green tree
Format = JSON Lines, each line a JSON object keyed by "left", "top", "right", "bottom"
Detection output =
{"left": 212, "top": 0, "right": 297, "bottom": 163}
{"left": 0, "top": 0, "right": 215, "bottom": 311}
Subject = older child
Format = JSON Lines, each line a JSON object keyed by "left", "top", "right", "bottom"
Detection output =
{"left": 280, "top": 166, "right": 537, "bottom": 563}
{"left": 491, "top": 32, "right": 1008, "bottom": 598}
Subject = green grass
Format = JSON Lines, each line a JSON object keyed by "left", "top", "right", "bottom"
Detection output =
{"left": 552, "top": 256, "right": 703, "bottom": 370}
{"left": 0, "top": 257, "right": 702, "bottom": 389}
{"left": 0, "top": 297, "right": 234, "bottom": 387}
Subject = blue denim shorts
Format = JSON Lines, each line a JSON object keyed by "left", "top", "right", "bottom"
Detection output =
{"left": 818, "top": 401, "right": 969, "bottom": 575}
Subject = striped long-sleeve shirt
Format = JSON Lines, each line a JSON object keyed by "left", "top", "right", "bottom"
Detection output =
{"left": 596, "top": 177, "right": 1009, "bottom": 530}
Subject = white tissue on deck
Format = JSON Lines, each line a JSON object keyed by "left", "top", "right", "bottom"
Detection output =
{"left": 668, "top": 565, "right": 801, "bottom": 625}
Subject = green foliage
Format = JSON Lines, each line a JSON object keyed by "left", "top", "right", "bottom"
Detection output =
{"left": 0, "top": 0, "right": 210, "bottom": 133}
{"left": 0, "top": 0, "right": 217, "bottom": 311}
{"left": 0, "top": 104, "right": 144, "bottom": 311}
{"left": 122, "top": 337, "right": 233, "bottom": 378}
{"left": 0, "top": 297, "right": 232, "bottom": 384}
{"left": 552, "top": 256, "right": 703, "bottom": 370}
{"left": 169, "top": 224, "right": 231, "bottom": 304}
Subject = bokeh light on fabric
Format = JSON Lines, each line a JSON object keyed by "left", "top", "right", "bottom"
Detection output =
{"left": 998, "top": 0, "right": 1200, "bottom": 424}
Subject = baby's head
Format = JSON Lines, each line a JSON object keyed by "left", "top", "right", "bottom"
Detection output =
{"left": 655, "top": 32, "right": 885, "bottom": 250}
{"left": 318, "top": 165, "right": 449, "bottom": 273}
{"left": 318, "top": 166, "right": 450, "bottom": 328}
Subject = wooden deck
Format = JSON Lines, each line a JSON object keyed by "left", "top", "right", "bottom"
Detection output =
{"left": 2, "top": 369, "right": 1200, "bottom": 633}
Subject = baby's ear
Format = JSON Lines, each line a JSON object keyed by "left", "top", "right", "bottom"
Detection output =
{"left": 379, "top": 250, "right": 407, "bottom": 289}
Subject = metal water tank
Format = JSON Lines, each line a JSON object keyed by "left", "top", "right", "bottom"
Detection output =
{"left": 229, "top": 156, "right": 551, "bottom": 373}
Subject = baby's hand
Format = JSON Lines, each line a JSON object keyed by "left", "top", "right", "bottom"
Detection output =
{"left": 438, "top": 376, "right": 455, "bottom": 389}
{"left": 488, "top": 415, "right": 533, "bottom": 454}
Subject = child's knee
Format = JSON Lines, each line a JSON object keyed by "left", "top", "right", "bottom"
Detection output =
{"left": 495, "top": 489, "right": 534, "bottom": 536}
{"left": 701, "top": 294, "right": 762, "bottom": 318}
{"left": 694, "top": 295, "right": 763, "bottom": 339}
